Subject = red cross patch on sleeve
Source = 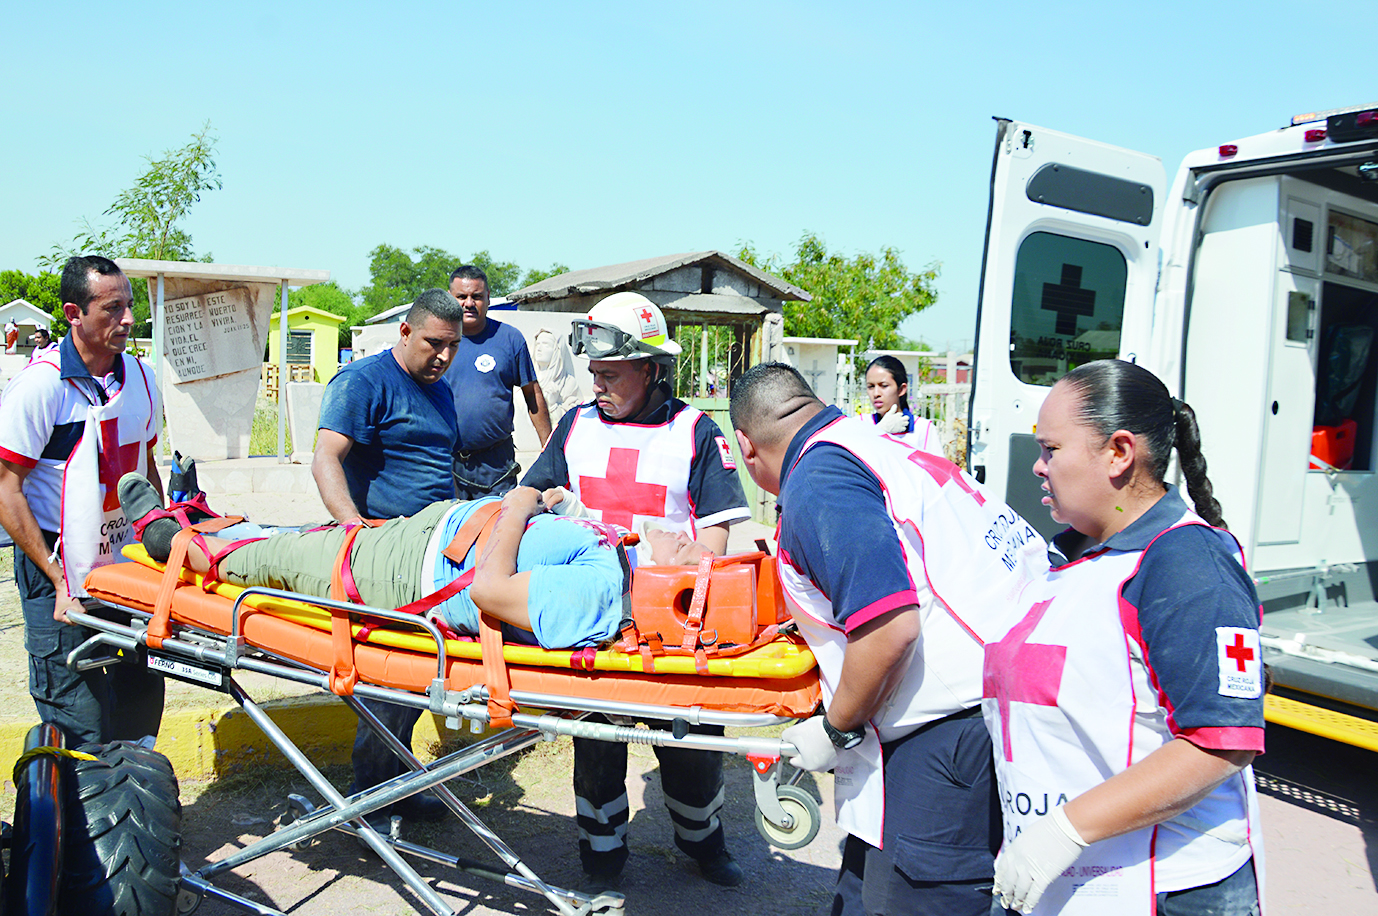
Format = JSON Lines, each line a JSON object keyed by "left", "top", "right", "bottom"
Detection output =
{"left": 1215, "top": 627, "right": 1263, "bottom": 698}
{"left": 715, "top": 436, "right": 737, "bottom": 470}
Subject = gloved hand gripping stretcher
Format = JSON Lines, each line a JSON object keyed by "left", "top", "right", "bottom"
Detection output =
{"left": 71, "top": 479, "right": 823, "bottom": 916}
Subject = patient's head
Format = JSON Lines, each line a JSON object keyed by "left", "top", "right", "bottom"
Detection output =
{"left": 641, "top": 526, "right": 712, "bottom": 566}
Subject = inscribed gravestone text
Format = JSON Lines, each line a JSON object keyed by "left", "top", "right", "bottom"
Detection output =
{"left": 163, "top": 287, "right": 259, "bottom": 383}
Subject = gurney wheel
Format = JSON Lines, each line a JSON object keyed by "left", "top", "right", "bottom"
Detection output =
{"left": 754, "top": 784, "right": 820, "bottom": 850}
{"left": 61, "top": 741, "right": 183, "bottom": 916}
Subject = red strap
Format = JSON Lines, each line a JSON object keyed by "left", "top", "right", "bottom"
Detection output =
{"left": 442, "top": 502, "right": 502, "bottom": 565}
{"left": 201, "top": 537, "right": 267, "bottom": 590}
{"left": 480, "top": 612, "right": 516, "bottom": 727}
{"left": 145, "top": 515, "right": 244, "bottom": 648}
{"left": 326, "top": 525, "right": 367, "bottom": 695}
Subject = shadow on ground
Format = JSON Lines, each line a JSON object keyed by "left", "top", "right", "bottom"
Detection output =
{"left": 176, "top": 738, "right": 841, "bottom": 916}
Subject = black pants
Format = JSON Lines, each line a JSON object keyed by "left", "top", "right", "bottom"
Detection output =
{"left": 452, "top": 438, "right": 520, "bottom": 502}
{"left": 832, "top": 711, "right": 999, "bottom": 916}
{"left": 349, "top": 697, "right": 423, "bottom": 792}
{"left": 573, "top": 716, "right": 728, "bottom": 876}
{"left": 16, "top": 535, "right": 165, "bottom": 748}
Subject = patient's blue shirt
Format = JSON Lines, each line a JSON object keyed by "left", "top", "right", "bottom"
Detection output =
{"left": 426, "top": 500, "right": 625, "bottom": 648}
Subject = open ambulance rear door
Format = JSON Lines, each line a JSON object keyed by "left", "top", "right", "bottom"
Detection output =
{"left": 968, "top": 119, "right": 1166, "bottom": 536}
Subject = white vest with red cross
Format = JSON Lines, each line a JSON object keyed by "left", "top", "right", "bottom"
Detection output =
{"left": 981, "top": 512, "right": 1265, "bottom": 915}
{"left": 563, "top": 402, "right": 700, "bottom": 536}
{"left": 777, "top": 416, "right": 1048, "bottom": 847}
{"left": 59, "top": 353, "right": 158, "bottom": 598}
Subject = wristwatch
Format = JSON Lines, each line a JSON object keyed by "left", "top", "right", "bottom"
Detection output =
{"left": 821, "top": 714, "right": 865, "bottom": 750}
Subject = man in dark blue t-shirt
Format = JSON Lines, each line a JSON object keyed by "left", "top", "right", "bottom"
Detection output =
{"left": 312, "top": 287, "right": 464, "bottom": 823}
{"left": 444, "top": 265, "right": 551, "bottom": 500}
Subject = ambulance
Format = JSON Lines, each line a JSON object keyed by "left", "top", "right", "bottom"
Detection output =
{"left": 968, "top": 103, "right": 1378, "bottom": 749}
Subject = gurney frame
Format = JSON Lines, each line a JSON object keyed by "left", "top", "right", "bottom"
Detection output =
{"left": 67, "top": 586, "right": 819, "bottom": 916}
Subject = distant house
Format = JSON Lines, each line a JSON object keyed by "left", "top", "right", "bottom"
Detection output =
{"left": 508, "top": 251, "right": 809, "bottom": 395}
{"left": 0, "top": 299, "right": 54, "bottom": 350}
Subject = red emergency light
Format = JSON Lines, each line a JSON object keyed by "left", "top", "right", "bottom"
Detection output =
{"left": 1219, "top": 144, "right": 1239, "bottom": 157}
{"left": 1305, "top": 129, "right": 1327, "bottom": 142}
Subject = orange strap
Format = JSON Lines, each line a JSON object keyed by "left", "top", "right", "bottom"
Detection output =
{"left": 146, "top": 516, "right": 244, "bottom": 649}
{"left": 327, "top": 525, "right": 367, "bottom": 695}
{"left": 440, "top": 502, "right": 515, "bottom": 727}
{"left": 442, "top": 502, "right": 502, "bottom": 565}
{"left": 681, "top": 550, "right": 716, "bottom": 653}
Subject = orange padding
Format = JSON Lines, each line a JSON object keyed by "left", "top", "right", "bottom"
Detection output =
{"left": 84, "top": 560, "right": 821, "bottom": 718}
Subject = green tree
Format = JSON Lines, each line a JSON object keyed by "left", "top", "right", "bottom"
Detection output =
{"left": 737, "top": 232, "right": 939, "bottom": 362}
{"left": 41, "top": 123, "right": 222, "bottom": 337}
{"left": 358, "top": 244, "right": 458, "bottom": 316}
{"left": 360, "top": 246, "right": 571, "bottom": 314}
{"left": 518, "top": 262, "right": 571, "bottom": 289}
{"left": 0, "top": 270, "right": 63, "bottom": 332}
{"left": 274, "top": 281, "right": 366, "bottom": 348}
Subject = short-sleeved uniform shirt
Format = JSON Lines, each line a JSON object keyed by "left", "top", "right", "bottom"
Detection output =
{"left": 777, "top": 407, "right": 917, "bottom": 632}
{"left": 426, "top": 501, "right": 624, "bottom": 649}
{"left": 442, "top": 319, "right": 537, "bottom": 452}
{"left": 522, "top": 387, "right": 749, "bottom": 531}
{"left": 1049, "top": 487, "right": 1266, "bottom": 745}
{"left": 317, "top": 351, "right": 457, "bottom": 518}
{"left": 0, "top": 335, "right": 160, "bottom": 533}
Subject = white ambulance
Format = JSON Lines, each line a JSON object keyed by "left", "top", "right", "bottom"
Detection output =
{"left": 968, "top": 103, "right": 1378, "bottom": 749}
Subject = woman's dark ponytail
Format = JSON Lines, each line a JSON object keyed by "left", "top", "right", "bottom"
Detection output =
{"left": 1172, "top": 398, "right": 1225, "bottom": 529}
{"left": 1061, "top": 360, "right": 1227, "bottom": 529}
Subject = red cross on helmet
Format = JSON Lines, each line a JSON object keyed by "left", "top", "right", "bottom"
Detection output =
{"left": 570, "top": 291, "right": 682, "bottom": 362}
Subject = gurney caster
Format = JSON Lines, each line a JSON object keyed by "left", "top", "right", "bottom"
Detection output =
{"left": 753, "top": 785, "right": 820, "bottom": 851}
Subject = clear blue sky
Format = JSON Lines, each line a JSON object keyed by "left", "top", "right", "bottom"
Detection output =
{"left": 3, "top": 1, "right": 1367, "bottom": 350}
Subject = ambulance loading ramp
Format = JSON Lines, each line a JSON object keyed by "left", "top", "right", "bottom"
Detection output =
{"left": 1257, "top": 562, "right": 1378, "bottom": 749}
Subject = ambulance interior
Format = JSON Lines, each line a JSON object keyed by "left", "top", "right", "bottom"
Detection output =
{"left": 1192, "top": 163, "right": 1378, "bottom": 716}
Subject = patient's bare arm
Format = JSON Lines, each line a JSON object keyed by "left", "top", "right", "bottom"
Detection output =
{"left": 467, "top": 487, "right": 542, "bottom": 630}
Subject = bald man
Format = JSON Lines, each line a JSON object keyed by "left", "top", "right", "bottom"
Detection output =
{"left": 730, "top": 362, "right": 1047, "bottom": 916}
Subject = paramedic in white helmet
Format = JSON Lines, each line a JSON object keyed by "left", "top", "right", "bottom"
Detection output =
{"left": 522, "top": 291, "right": 750, "bottom": 890}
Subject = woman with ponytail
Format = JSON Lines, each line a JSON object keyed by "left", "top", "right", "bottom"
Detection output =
{"left": 983, "top": 360, "right": 1264, "bottom": 916}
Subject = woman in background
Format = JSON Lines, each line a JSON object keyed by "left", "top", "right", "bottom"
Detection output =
{"left": 864, "top": 355, "right": 940, "bottom": 454}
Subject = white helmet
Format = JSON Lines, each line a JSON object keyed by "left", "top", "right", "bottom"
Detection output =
{"left": 569, "top": 291, "right": 682, "bottom": 362}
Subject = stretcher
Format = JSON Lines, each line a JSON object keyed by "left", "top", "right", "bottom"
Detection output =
{"left": 73, "top": 541, "right": 823, "bottom": 916}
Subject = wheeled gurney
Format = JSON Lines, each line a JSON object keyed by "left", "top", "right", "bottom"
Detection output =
{"left": 74, "top": 542, "right": 823, "bottom": 916}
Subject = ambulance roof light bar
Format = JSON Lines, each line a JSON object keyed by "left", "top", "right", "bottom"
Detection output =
{"left": 1291, "top": 102, "right": 1378, "bottom": 126}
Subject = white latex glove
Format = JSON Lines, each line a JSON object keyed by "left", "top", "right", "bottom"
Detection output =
{"left": 993, "top": 806, "right": 1088, "bottom": 914}
{"left": 782, "top": 716, "right": 840, "bottom": 772}
{"left": 875, "top": 404, "right": 909, "bottom": 434}
{"left": 543, "top": 486, "right": 591, "bottom": 518}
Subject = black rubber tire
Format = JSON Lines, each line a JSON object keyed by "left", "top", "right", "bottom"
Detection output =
{"left": 59, "top": 742, "right": 182, "bottom": 916}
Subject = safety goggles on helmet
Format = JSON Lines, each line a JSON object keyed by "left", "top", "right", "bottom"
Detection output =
{"left": 569, "top": 320, "right": 649, "bottom": 359}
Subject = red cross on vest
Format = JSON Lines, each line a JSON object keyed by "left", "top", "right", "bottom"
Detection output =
{"left": 1225, "top": 633, "right": 1255, "bottom": 672}
{"left": 97, "top": 417, "right": 144, "bottom": 512}
{"left": 579, "top": 447, "right": 668, "bottom": 529}
{"left": 907, "top": 450, "right": 986, "bottom": 506}
{"left": 983, "top": 598, "right": 1067, "bottom": 761}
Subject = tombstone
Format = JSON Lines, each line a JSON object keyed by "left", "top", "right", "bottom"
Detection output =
{"left": 117, "top": 260, "right": 331, "bottom": 462}
{"left": 155, "top": 279, "right": 276, "bottom": 459}
{"left": 284, "top": 381, "right": 325, "bottom": 463}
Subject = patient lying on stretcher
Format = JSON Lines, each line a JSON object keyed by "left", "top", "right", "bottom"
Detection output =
{"left": 118, "top": 475, "right": 711, "bottom": 651}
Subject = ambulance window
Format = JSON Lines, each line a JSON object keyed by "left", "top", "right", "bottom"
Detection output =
{"left": 1009, "top": 232, "right": 1127, "bottom": 386}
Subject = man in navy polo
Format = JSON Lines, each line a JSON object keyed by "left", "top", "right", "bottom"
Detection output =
{"left": 313, "top": 287, "right": 464, "bottom": 820}
{"left": 731, "top": 362, "right": 1047, "bottom": 916}
{"left": 444, "top": 265, "right": 550, "bottom": 499}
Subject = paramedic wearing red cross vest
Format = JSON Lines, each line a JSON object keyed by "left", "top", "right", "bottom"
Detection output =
{"left": 0, "top": 256, "right": 166, "bottom": 747}
{"left": 984, "top": 360, "right": 1264, "bottom": 916}
{"left": 730, "top": 362, "right": 1049, "bottom": 916}
{"left": 521, "top": 292, "right": 750, "bottom": 889}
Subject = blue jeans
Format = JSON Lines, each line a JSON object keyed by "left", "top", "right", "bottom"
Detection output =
{"left": 452, "top": 438, "right": 519, "bottom": 502}
{"left": 16, "top": 536, "right": 165, "bottom": 748}
{"left": 991, "top": 857, "right": 1259, "bottom": 916}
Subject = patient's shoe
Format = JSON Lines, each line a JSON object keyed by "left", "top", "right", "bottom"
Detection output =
{"left": 695, "top": 848, "right": 744, "bottom": 887}
{"left": 118, "top": 473, "right": 179, "bottom": 562}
